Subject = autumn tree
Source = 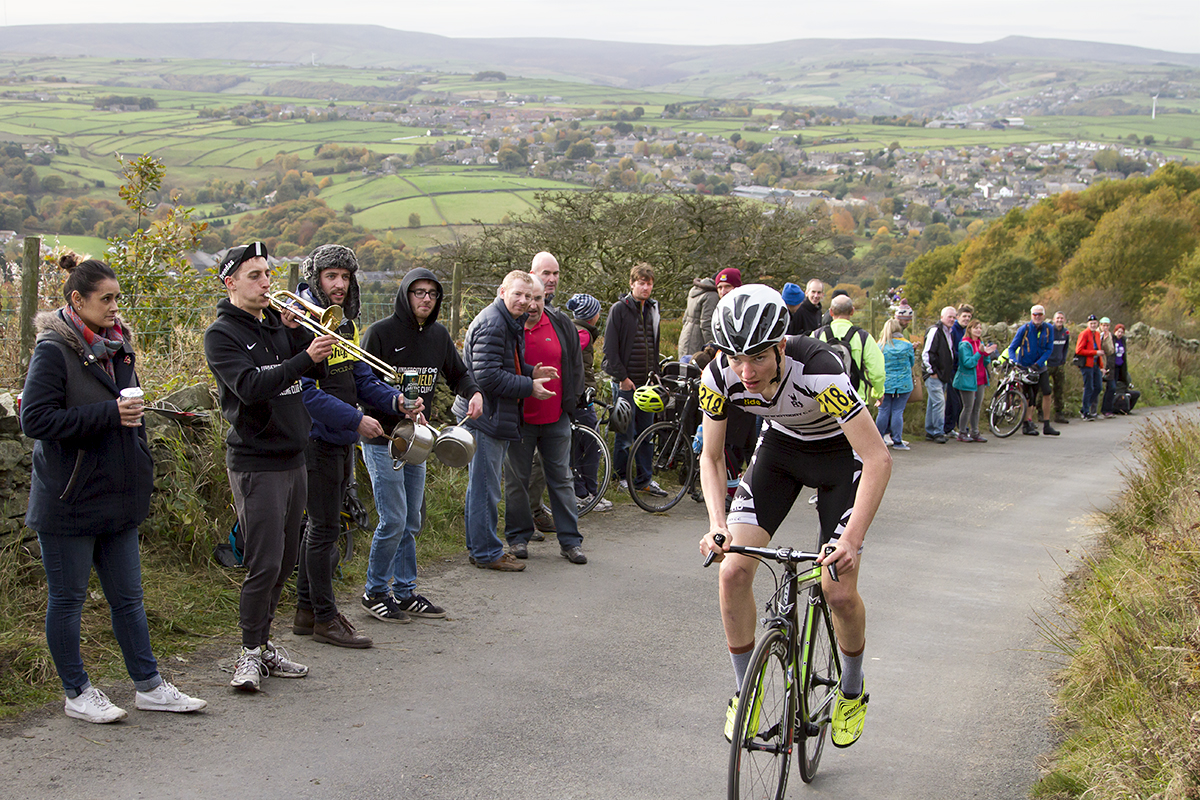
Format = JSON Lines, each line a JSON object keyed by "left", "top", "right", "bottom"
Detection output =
{"left": 1061, "top": 185, "right": 1200, "bottom": 310}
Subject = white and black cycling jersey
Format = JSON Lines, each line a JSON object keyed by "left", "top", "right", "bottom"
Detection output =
{"left": 699, "top": 335, "right": 864, "bottom": 445}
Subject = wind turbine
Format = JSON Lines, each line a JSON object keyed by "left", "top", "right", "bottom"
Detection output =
{"left": 1152, "top": 94, "right": 1159, "bottom": 120}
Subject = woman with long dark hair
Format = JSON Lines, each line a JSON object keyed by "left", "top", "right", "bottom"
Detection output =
{"left": 21, "top": 254, "right": 206, "bottom": 723}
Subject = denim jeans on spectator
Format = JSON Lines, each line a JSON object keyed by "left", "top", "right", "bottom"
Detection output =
{"left": 571, "top": 404, "right": 600, "bottom": 498}
{"left": 463, "top": 429, "right": 509, "bottom": 564}
{"left": 1079, "top": 364, "right": 1101, "bottom": 416}
{"left": 362, "top": 442, "right": 427, "bottom": 599}
{"left": 924, "top": 376, "right": 948, "bottom": 438}
{"left": 504, "top": 415, "right": 583, "bottom": 550}
{"left": 876, "top": 391, "right": 910, "bottom": 444}
{"left": 613, "top": 383, "right": 653, "bottom": 487}
{"left": 38, "top": 528, "right": 161, "bottom": 698}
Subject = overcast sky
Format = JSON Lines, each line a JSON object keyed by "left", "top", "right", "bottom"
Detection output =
{"left": 2, "top": 1, "right": 1197, "bottom": 54}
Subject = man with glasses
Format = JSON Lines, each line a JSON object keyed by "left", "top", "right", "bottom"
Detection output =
{"left": 1006, "top": 305, "right": 1060, "bottom": 437}
{"left": 358, "top": 268, "right": 483, "bottom": 621}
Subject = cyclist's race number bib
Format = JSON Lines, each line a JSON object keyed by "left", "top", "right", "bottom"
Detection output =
{"left": 816, "top": 384, "right": 855, "bottom": 417}
{"left": 698, "top": 383, "right": 727, "bottom": 416}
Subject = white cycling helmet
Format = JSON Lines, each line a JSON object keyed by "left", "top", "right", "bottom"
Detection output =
{"left": 711, "top": 284, "right": 790, "bottom": 356}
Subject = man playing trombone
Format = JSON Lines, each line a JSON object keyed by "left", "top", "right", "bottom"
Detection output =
{"left": 205, "top": 242, "right": 334, "bottom": 692}
{"left": 289, "top": 244, "right": 406, "bottom": 648}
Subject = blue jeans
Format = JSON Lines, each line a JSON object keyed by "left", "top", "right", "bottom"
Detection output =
{"left": 876, "top": 391, "right": 910, "bottom": 443}
{"left": 504, "top": 415, "right": 583, "bottom": 549}
{"left": 613, "top": 384, "right": 653, "bottom": 488}
{"left": 38, "top": 528, "right": 161, "bottom": 697}
{"left": 924, "top": 376, "right": 948, "bottom": 438}
{"left": 362, "top": 443, "right": 427, "bottom": 599}
{"left": 464, "top": 429, "right": 509, "bottom": 564}
{"left": 1079, "top": 365, "right": 1101, "bottom": 416}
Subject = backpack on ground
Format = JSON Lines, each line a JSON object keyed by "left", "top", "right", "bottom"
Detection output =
{"left": 814, "top": 324, "right": 871, "bottom": 396}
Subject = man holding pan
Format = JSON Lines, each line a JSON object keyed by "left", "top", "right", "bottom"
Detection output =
{"left": 289, "top": 244, "right": 405, "bottom": 648}
{"left": 357, "top": 266, "right": 483, "bottom": 623}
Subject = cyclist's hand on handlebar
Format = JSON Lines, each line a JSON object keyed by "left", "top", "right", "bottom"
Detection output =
{"left": 701, "top": 529, "right": 730, "bottom": 567}
{"left": 816, "top": 538, "right": 856, "bottom": 579}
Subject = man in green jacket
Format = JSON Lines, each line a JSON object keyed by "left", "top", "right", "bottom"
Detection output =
{"left": 815, "top": 294, "right": 885, "bottom": 406}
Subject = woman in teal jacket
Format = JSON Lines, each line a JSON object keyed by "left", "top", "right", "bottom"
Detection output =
{"left": 875, "top": 318, "right": 914, "bottom": 450}
{"left": 953, "top": 319, "right": 998, "bottom": 442}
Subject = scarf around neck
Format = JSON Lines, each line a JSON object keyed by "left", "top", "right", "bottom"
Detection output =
{"left": 62, "top": 305, "right": 125, "bottom": 381}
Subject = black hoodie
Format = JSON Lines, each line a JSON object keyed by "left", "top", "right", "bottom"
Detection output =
{"left": 359, "top": 267, "right": 479, "bottom": 445}
{"left": 204, "top": 299, "right": 323, "bottom": 471}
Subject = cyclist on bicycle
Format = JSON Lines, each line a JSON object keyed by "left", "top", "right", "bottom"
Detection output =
{"left": 697, "top": 285, "right": 892, "bottom": 749}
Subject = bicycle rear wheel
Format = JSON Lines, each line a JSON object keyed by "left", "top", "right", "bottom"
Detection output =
{"left": 571, "top": 423, "right": 611, "bottom": 517}
{"left": 988, "top": 386, "right": 1027, "bottom": 438}
{"left": 629, "top": 421, "right": 696, "bottom": 513}
{"left": 729, "top": 627, "right": 794, "bottom": 800}
{"left": 797, "top": 588, "right": 840, "bottom": 783}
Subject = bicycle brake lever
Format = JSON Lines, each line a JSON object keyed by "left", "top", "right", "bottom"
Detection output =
{"left": 703, "top": 533, "right": 726, "bottom": 568}
{"left": 823, "top": 544, "right": 839, "bottom": 582}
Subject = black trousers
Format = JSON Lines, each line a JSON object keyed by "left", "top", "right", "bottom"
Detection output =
{"left": 296, "top": 439, "right": 353, "bottom": 623}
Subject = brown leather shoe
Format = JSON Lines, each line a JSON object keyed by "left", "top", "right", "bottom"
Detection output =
{"left": 533, "top": 506, "right": 556, "bottom": 534}
{"left": 313, "top": 612, "right": 373, "bottom": 648}
{"left": 292, "top": 606, "right": 314, "bottom": 636}
{"left": 477, "top": 553, "right": 526, "bottom": 572}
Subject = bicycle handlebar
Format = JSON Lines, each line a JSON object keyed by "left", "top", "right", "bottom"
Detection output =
{"left": 703, "top": 533, "right": 838, "bottom": 581}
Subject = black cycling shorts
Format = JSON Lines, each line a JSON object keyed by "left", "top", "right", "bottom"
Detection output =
{"left": 727, "top": 427, "right": 862, "bottom": 544}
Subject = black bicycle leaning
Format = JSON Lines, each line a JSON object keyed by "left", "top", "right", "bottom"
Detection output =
{"left": 988, "top": 361, "right": 1041, "bottom": 438}
{"left": 704, "top": 533, "right": 843, "bottom": 795}
{"left": 628, "top": 364, "right": 703, "bottom": 512}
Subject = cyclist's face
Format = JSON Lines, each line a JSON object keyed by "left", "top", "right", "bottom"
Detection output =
{"left": 730, "top": 346, "right": 779, "bottom": 395}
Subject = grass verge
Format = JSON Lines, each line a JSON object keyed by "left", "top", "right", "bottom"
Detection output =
{"left": 1032, "top": 412, "right": 1200, "bottom": 799}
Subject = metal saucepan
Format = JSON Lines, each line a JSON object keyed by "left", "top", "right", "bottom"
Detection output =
{"left": 433, "top": 419, "right": 476, "bottom": 468}
{"left": 388, "top": 419, "right": 437, "bottom": 466}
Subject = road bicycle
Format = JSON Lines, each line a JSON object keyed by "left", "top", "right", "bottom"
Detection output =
{"left": 987, "top": 361, "right": 1041, "bottom": 438}
{"left": 704, "top": 533, "right": 843, "bottom": 795}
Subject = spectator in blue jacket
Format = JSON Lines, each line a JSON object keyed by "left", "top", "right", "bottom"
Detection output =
{"left": 1007, "top": 304, "right": 1060, "bottom": 437}
{"left": 455, "top": 271, "right": 557, "bottom": 571}
{"left": 875, "top": 318, "right": 914, "bottom": 450}
{"left": 952, "top": 319, "right": 998, "bottom": 442}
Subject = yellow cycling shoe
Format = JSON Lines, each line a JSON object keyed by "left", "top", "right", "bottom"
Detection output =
{"left": 724, "top": 694, "right": 738, "bottom": 742}
{"left": 830, "top": 686, "right": 869, "bottom": 748}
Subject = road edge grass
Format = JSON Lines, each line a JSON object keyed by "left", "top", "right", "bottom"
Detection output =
{"left": 1032, "top": 411, "right": 1200, "bottom": 799}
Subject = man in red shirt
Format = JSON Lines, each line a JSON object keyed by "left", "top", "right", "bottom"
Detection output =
{"left": 502, "top": 276, "right": 587, "bottom": 564}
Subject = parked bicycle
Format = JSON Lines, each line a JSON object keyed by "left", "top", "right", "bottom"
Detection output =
{"left": 704, "top": 533, "right": 843, "bottom": 794}
{"left": 987, "top": 361, "right": 1041, "bottom": 438}
{"left": 629, "top": 362, "right": 703, "bottom": 512}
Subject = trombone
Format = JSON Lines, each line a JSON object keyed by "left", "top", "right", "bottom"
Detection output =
{"left": 269, "top": 290, "right": 401, "bottom": 383}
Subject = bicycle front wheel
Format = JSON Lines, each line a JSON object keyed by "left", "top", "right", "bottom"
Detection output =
{"left": 571, "top": 422, "right": 611, "bottom": 517}
{"left": 629, "top": 421, "right": 696, "bottom": 513}
{"left": 729, "top": 627, "right": 795, "bottom": 800}
{"left": 988, "top": 386, "right": 1027, "bottom": 438}
{"left": 797, "top": 588, "right": 840, "bottom": 783}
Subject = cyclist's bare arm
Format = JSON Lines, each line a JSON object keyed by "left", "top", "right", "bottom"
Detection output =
{"left": 699, "top": 414, "right": 732, "bottom": 561}
{"left": 818, "top": 411, "right": 892, "bottom": 576}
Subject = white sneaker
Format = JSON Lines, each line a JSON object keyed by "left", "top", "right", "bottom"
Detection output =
{"left": 65, "top": 687, "right": 127, "bottom": 723}
{"left": 135, "top": 681, "right": 207, "bottom": 713}
{"left": 593, "top": 497, "right": 613, "bottom": 512}
{"left": 618, "top": 479, "right": 629, "bottom": 491}
{"left": 882, "top": 433, "right": 893, "bottom": 446}
{"left": 575, "top": 494, "right": 593, "bottom": 509}
{"left": 230, "top": 646, "right": 266, "bottom": 691}
{"left": 262, "top": 641, "right": 308, "bottom": 678}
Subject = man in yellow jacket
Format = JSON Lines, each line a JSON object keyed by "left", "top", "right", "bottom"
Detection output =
{"left": 813, "top": 294, "right": 886, "bottom": 406}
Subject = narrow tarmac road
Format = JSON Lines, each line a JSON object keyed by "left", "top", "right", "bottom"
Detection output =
{"left": 3, "top": 406, "right": 1189, "bottom": 800}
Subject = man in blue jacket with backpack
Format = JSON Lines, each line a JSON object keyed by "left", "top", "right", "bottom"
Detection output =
{"left": 1006, "top": 304, "right": 1060, "bottom": 437}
